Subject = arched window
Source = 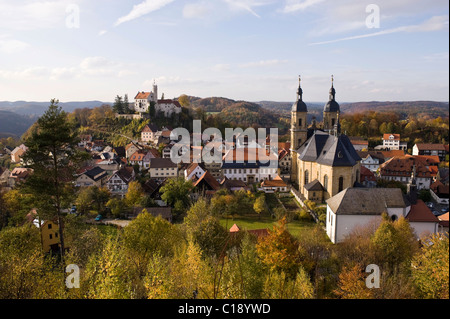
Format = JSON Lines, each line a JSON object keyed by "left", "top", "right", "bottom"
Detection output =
{"left": 304, "top": 170, "right": 309, "bottom": 185}
{"left": 299, "top": 118, "right": 302, "bottom": 127}
{"left": 338, "top": 176, "right": 344, "bottom": 192}
{"left": 323, "top": 175, "right": 328, "bottom": 191}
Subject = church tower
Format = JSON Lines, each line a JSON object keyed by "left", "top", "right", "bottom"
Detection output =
{"left": 290, "top": 76, "right": 308, "bottom": 183}
{"left": 323, "top": 75, "right": 340, "bottom": 133}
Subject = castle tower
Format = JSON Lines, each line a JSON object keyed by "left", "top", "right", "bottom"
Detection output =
{"left": 323, "top": 75, "right": 340, "bottom": 133}
{"left": 152, "top": 80, "right": 158, "bottom": 103}
{"left": 290, "top": 76, "right": 308, "bottom": 183}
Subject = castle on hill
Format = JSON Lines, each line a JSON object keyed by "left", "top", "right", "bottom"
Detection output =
{"left": 134, "top": 81, "right": 182, "bottom": 117}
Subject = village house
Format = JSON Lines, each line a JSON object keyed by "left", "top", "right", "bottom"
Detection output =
{"left": 357, "top": 151, "right": 385, "bottom": 173}
{"left": 105, "top": 166, "right": 135, "bottom": 196}
{"left": 141, "top": 123, "right": 160, "bottom": 143}
{"left": 412, "top": 143, "right": 447, "bottom": 161}
{"left": 8, "top": 167, "right": 33, "bottom": 188}
{"left": 379, "top": 133, "right": 407, "bottom": 151}
{"left": 222, "top": 148, "right": 278, "bottom": 184}
{"left": 278, "top": 148, "right": 291, "bottom": 174}
{"left": 379, "top": 155, "right": 436, "bottom": 190}
{"left": 128, "top": 149, "right": 158, "bottom": 170}
{"left": 349, "top": 137, "right": 369, "bottom": 151}
{"left": 125, "top": 142, "right": 143, "bottom": 159}
{"left": 360, "top": 166, "right": 377, "bottom": 188}
{"left": 28, "top": 210, "right": 62, "bottom": 254}
{"left": 184, "top": 162, "right": 207, "bottom": 181}
{"left": 10, "top": 144, "right": 28, "bottom": 164}
{"left": 430, "top": 180, "right": 449, "bottom": 205}
{"left": 261, "top": 175, "right": 289, "bottom": 193}
{"left": 148, "top": 158, "right": 178, "bottom": 181}
{"left": 75, "top": 166, "right": 108, "bottom": 187}
{"left": 0, "top": 167, "right": 10, "bottom": 187}
{"left": 220, "top": 177, "right": 250, "bottom": 192}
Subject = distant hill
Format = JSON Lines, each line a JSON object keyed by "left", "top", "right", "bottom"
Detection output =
{"left": 339, "top": 101, "right": 449, "bottom": 119}
{"left": 257, "top": 100, "right": 449, "bottom": 120}
{"left": 0, "top": 100, "right": 110, "bottom": 116}
{"left": 0, "top": 110, "right": 38, "bottom": 138}
{"left": 188, "top": 96, "right": 289, "bottom": 131}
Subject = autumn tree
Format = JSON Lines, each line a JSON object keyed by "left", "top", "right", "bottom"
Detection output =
{"left": 256, "top": 217, "right": 299, "bottom": 277}
{"left": 412, "top": 233, "right": 449, "bottom": 299}
{"left": 253, "top": 194, "right": 265, "bottom": 219}
{"left": 334, "top": 265, "right": 374, "bottom": 299}
{"left": 125, "top": 180, "right": 145, "bottom": 207}
{"left": 178, "top": 94, "right": 190, "bottom": 107}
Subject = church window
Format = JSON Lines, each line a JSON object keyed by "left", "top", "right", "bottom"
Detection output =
{"left": 338, "top": 176, "right": 344, "bottom": 192}
{"left": 299, "top": 119, "right": 302, "bottom": 126}
{"left": 304, "top": 170, "right": 309, "bottom": 185}
{"left": 323, "top": 175, "right": 328, "bottom": 191}
{"left": 332, "top": 118, "right": 336, "bottom": 126}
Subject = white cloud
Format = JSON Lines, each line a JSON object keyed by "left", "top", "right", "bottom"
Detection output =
{"left": 281, "top": 0, "right": 326, "bottom": 13}
{"left": 183, "top": 2, "right": 212, "bottom": 19}
{"left": 211, "top": 64, "right": 231, "bottom": 72}
{"left": 0, "top": 1, "right": 78, "bottom": 30}
{"left": 239, "top": 59, "right": 288, "bottom": 68}
{"left": 309, "top": 15, "right": 449, "bottom": 45}
{"left": 98, "top": 30, "right": 108, "bottom": 36}
{"left": 0, "top": 37, "right": 29, "bottom": 54}
{"left": 114, "top": 0, "right": 176, "bottom": 26}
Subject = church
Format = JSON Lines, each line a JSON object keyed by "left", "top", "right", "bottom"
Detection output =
{"left": 290, "top": 76, "right": 361, "bottom": 203}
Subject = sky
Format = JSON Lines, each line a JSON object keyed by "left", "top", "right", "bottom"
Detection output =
{"left": 0, "top": 0, "right": 448, "bottom": 103}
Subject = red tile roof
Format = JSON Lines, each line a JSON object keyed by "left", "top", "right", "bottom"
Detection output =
{"left": 383, "top": 133, "right": 400, "bottom": 141}
{"left": 407, "top": 200, "right": 439, "bottom": 223}
{"left": 415, "top": 143, "right": 446, "bottom": 151}
{"left": 135, "top": 92, "right": 151, "bottom": 99}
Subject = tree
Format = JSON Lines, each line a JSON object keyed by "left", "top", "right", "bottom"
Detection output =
{"left": 122, "top": 212, "right": 179, "bottom": 277}
{"left": 113, "top": 95, "right": 124, "bottom": 114}
{"left": 262, "top": 268, "right": 314, "bottom": 299}
{"left": 178, "top": 94, "right": 190, "bottom": 107}
{"left": 159, "top": 178, "right": 193, "bottom": 220}
{"left": 334, "top": 265, "right": 374, "bottom": 299}
{"left": 125, "top": 180, "right": 145, "bottom": 207}
{"left": 106, "top": 197, "right": 127, "bottom": 218}
{"left": 412, "top": 233, "right": 449, "bottom": 299}
{"left": 253, "top": 194, "right": 265, "bottom": 219}
{"left": 20, "top": 100, "right": 89, "bottom": 261}
{"left": 256, "top": 217, "right": 299, "bottom": 277}
{"left": 123, "top": 94, "right": 130, "bottom": 113}
{"left": 371, "top": 214, "right": 418, "bottom": 271}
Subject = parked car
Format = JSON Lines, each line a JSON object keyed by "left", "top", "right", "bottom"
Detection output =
{"left": 95, "top": 214, "right": 103, "bottom": 221}
{"left": 432, "top": 210, "right": 443, "bottom": 216}
{"left": 426, "top": 202, "right": 434, "bottom": 208}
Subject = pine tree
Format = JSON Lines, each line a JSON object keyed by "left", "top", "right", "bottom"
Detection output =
{"left": 20, "top": 99, "right": 89, "bottom": 261}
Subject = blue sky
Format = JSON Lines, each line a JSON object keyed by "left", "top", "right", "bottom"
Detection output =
{"left": 0, "top": 0, "right": 448, "bottom": 102}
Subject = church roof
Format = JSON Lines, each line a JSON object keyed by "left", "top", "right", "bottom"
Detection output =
{"left": 326, "top": 188, "right": 407, "bottom": 215}
{"left": 323, "top": 99, "right": 340, "bottom": 112}
{"left": 296, "top": 130, "right": 361, "bottom": 167}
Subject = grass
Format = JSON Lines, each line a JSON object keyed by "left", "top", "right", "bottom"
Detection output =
{"left": 219, "top": 213, "right": 316, "bottom": 239}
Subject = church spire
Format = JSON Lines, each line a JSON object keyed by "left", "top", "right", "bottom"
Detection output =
{"left": 329, "top": 74, "right": 336, "bottom": 101}
{"left": 333, "top": 112, "right": 341, "bottom": 136}
{"left": 297, "top": 75, "right": 303, "bottom": 101}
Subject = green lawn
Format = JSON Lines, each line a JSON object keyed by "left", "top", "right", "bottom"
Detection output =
{"left": 219, "top": 214, "right": 316, "bottom": 238}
